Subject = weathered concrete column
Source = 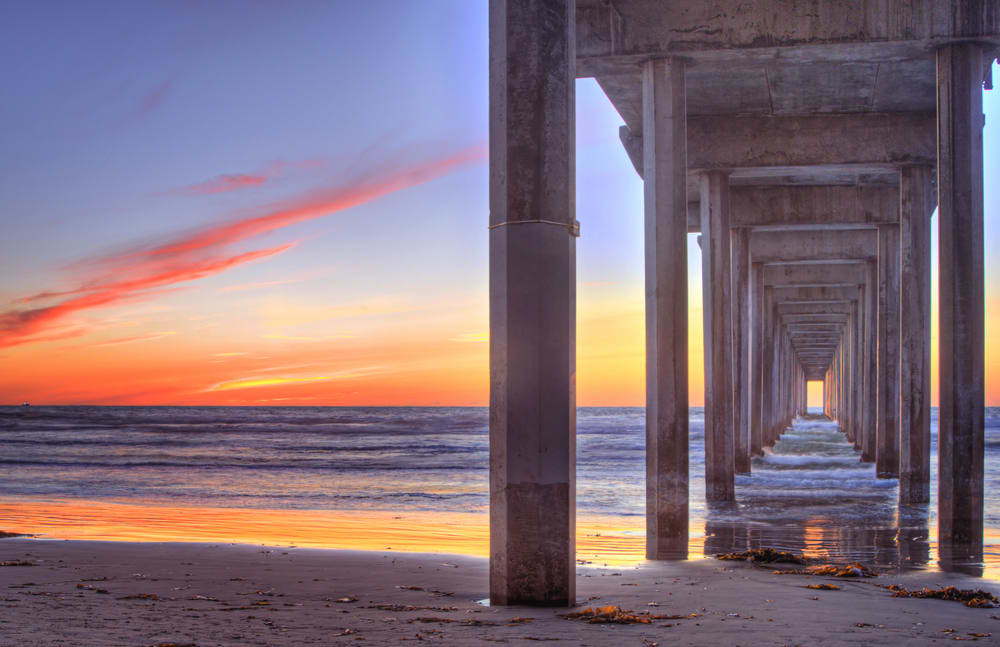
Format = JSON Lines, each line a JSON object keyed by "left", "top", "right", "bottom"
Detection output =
{"left": 936, "top": 43, "right": 985, "bottom": 557}
{"left": 861, "top": 260, "right": 878, "bottom": 462}
{"left": 643, "top": 57, "right": 690, "bottom": 559}
{"left": 489, "top": 0, "right": 576, "bottom": 606}
{"left": 731, "top": 227, "right": 751, "bottom": 473}
{"left": 876, "top": 223, "right": 900, "bottom": 478}
{"left": 848, "top": 310, "right": 855, "bottom": 438}
{"left": 750, "top": 262, "right": 764, "bottom": 456}
{"left": 701, "top": 171, "right": 735, "bottom": 501}
{"left": 852, "top": 293, "right": 863, "bottom": 450}
{"left": 762, "top": 287, "right": 774, "bottom": 445}
{"left": 899, "top": 165, "right": 933, "bottom": 504}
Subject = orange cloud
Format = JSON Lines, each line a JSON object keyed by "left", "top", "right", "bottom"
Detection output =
{"left": 0, "top": 244, "right": 294, "bottom": 349}
{"left": 0, "top": 146, "right": 485, "bottom": 351}
{"left": 92, "top": 331, "right": 177, "bottom": 346}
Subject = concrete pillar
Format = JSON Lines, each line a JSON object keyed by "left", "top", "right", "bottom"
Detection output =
{"left": 849, "top": 304, "right": 859, "bottom": 443}
{"left": 852, "top": 293, "right": 864, "bottom": 450}
{"left": 762, "top": 286, "right": 774, "bottom": 447}
{"left": 489, "top": 0, "right": 576, "bottom": 606}
{"left": 861, "top": 261, "right": 878, "bottom": 462}
{"left": 732, "top": 227, "right": 751, "bottom": 473}
{"left": 876, "top": 223, "right": 900, "bottom": 478}
{"left": 750, "top": 263, "right": 764, "bottom": 456}
{"left": 936, "top": 43, "right": 985, "bottom": 557}
{"left": 701, "top": 171, "right": 736, "bottom": 501}
{"left": 899, "top": 166, "right": 933, "bottom": 504}
{"left": 643, "top": 57, "right": 690, "bottom": 559}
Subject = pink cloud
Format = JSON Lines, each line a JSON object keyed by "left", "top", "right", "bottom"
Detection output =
{"left": 0, "top": 145, "right": 485, "bottom": 349}
{"left": 164, "top": 158, "right": 326, "bottom": 197}
{"left": 134, "top": 80, "right": 172, "bottom": 119}
{"left": 174, "top": 173, "right": 268, "bottom": 195}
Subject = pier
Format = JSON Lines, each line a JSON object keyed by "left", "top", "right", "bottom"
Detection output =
{"left": 489, "top": 0, "right": 998, "bottom": 605}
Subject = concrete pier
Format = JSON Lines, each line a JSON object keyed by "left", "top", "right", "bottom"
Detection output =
{"left": 488, "top": 0, "right": 576, "bottom": 606}
{"left": 899, "top": 166, "right": 933, "bottom": 504}
{"left": 489, "top": 1, "right": 997, "bottom": 595}
{"left": 750, "top": 263, "right": 764, "bottom": 457}
{"left": 862, "top": 260, "right": 878, "bottom": 463}
{"left": 701, "top": 171, "right": 736, "bottom": 501}
{"left": 643, "top": 57, "right": 690, "bottom": 559}
{"left": 936, "top": 42, "right": 987, "bottom": 559}
{"left": 732, "top": 227, "right": 751, "bottom": 474}
{"left": 876, "top": 223, "right": 901, "bottom": 478}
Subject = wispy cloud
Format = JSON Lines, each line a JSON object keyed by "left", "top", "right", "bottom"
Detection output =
{"left": 218, "top": 265, "right": 336, "bottom": 293}
{"left": 137, "top": 80, "right": 172, "bottom": 117}
{"left": 0, "top": 244, "right": 295, "bottom": 349}
{"left": 166, "top": 159, "right": 326, "bottom": 197}
{"left": 175, "top": 173, "right": 267, "bottom": 195}
{"left": 117, "top": 79, "right": 173, "bottom": 127}
{"left": 92, "top": 331, "right": 177, "bottom": 347}
{"left": 450, "top": 331, "right": 488, "bottom": 343}
{"left": 207, "top": 366, "right": 382, "bottom": 392}
{"left": 0, "top": 146, "right": 485, "bottom": 349}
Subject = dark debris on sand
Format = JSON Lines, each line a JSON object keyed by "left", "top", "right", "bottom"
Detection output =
{"left": 716, "top": 548, "right": 806, "bottom": 564}
{"left": 885, "top": 585, "right": 999, "bottom": 608}
{"left": 772, "top": 562, "right": 878, "bottom": 577}
{"left": 561, "top": 605, "right": 700, "bottom": 625}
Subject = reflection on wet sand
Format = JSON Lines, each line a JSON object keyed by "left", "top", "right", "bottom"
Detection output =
{"left": 701, "top": 415, "right": 994, "bottom": 578}
{"left": 703, "top": 515, "right": 932, "bottom": 572}
{"left": 1, "top": 414, "right": 995, "bottom": 578}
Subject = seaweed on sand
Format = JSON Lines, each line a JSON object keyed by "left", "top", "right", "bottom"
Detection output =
{"left": 716, "top": 548, "right": 806, "bottom": 564}
{"left": 885, "top": 584, "right": 998, "bottom": 608}
{"left": 562, "top": 606, "right": 699, "bottom": 625}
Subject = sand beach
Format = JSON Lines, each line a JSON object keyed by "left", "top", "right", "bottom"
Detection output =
{"left": 2, "top": 537, "right": 999, "bottom": 646}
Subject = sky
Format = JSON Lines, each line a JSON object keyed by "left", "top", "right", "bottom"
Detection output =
{"left": 0, "top": 1, "right": 997, "bottom": 407}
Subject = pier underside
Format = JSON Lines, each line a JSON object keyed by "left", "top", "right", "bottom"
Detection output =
{"left": 489, "top": 0, "right": 998, "bottom": 605}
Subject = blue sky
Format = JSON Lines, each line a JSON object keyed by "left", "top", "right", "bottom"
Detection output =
{"left": 0, "top": 1, "right": 995, "bottom": 405}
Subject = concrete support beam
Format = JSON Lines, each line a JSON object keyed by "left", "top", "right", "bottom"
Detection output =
{"left": 936, "top": 43, "right": 986, "bottom": 559}
{"left": 730, "top": 186, "right": 899, "bottom": 227}
{"left": 750, "top": 228, "right": 877, "bottom": 264}
{"left": 778, "top": 302, "right": 852, "bottom": 316}
{"left": 750, "top": 263, "right": 764, "bottom": 457}
{"left": 732, "top": 227, "right": 751, "bottom": 473}
{"left": 762, "top": 286, "right": 775, "bottom": 447}
{"left": 577, "top": 1, "right": 1000, "bottom": 71}
{"left": 763, "top": 262, "right": 866, "bottom": 287}
{"left": 846, "top": 302, "right": 858, "bottom": 443}
{"left": 619, "top": 113, "right": 935, "bottom": 177}
{"left": 899, "top": 166, "right": 933, "bottom": 504}
{"left": 783, "top": 314, "right": 849, "bottom": 324}
{"left": 851, "top": 294, "right": 863, "bottom": 449}
{"left": 489, "top": 0, "right": 576, "bottom": 606}
{"left": 876, "top": 223, "right": 900, "bottom": 478}
{"left": 772, "top": 285, "right": 860, "bottom": 303}
{"left": 701, "top": 171, "right": 736, "bottom": 501}
{"left": 643, "top": 57, "right": 690, "bottom": 559}
{"left": 862, "top": 261, "right": 878, "bottom": 462}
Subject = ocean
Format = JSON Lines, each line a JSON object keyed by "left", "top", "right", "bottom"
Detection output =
{"left": 1, "top": 406, "right": 997, "bottom": 575}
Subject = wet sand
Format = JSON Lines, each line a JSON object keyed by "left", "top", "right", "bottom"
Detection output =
{"left": 2, "top": 538, "right": 998, "bottom": 646}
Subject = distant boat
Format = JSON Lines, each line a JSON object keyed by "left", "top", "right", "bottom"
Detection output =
{"left": 21, "top": 402, "right": 29, "bottom": 407}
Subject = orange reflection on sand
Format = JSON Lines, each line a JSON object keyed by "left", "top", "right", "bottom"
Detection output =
{"left": 0, "top": 499, "right": 665, "bottom": 566}
{"left": 800, "top": 517, "right": 833, "bottom": 563}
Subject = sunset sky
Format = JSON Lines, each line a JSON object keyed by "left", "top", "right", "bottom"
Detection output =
{"left": 1, "top": 2, "right": 997, "bottom": 406}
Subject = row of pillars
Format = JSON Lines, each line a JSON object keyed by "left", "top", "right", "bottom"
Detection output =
{"left": 489, "top": 0, "right": 988, "bottom": 605}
